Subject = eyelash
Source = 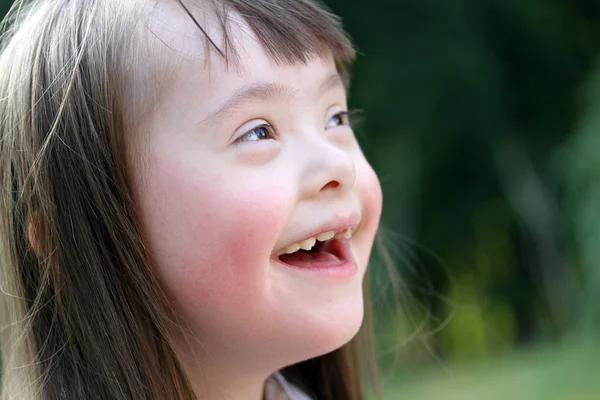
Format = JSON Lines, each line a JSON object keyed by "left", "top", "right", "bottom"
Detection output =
{"left": 326, "top": 111, "right": 349, "bottom": 129}
{"left": 237, "top": 111, "right": 350, "bottom": 143}
{"left": 238, "top": 124, "right": 276, "bottom": 143}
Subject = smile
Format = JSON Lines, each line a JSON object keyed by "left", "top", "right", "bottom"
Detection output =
{"left": 279, "top": 228, "right": 352, "bottom": 255}
{"left": 272, "top": 215, "right": 360, "bottom": 272}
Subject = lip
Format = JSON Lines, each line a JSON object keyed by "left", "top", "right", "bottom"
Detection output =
{"left": 273, "top": 212, "right": 362, "bottom": 256}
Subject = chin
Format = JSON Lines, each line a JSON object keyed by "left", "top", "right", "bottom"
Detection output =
{"left": 280, "top": 291, "right": 365, "bottom": 364}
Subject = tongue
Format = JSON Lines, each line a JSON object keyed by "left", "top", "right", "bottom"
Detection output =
{"left": 279, "top": 251, "right": 342, "bottom": 268}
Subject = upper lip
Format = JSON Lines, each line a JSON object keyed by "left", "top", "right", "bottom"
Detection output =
{"left": 273, "top": 212, "right": 362, "bottom": 256}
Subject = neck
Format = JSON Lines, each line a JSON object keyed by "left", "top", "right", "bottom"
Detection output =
{"left": 192, "top": 370, "right": 267, "bottom": 400}
{"left": 177, "top": 350, "right": 272, "bottom": 400}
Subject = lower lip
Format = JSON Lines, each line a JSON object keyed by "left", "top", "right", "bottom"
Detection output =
{"left": 271, "top": 240, "right": 359, "bottom": 281}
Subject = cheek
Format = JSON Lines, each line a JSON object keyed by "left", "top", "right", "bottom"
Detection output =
{"left": 136, "top": 159, "right": 290, "bottom": 327}
{"left": 354, "top": 158, "right": 383, "bottom": 268}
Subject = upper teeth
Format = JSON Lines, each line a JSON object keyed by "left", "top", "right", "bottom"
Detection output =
{"left": 281, "top": 228, "right": 352, "bottom": 255}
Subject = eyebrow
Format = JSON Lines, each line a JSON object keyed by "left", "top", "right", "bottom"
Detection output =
{"left": 197, "top": 72, "right": 345, "bottom": 127}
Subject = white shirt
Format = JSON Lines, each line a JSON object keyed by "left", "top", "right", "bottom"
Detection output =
{"left": 264, "top": 372, "right": 313, "bottom": 400}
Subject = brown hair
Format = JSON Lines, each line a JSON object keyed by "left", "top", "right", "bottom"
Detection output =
{"left": 0, "top": 1, "right": 378, "bottom": 399}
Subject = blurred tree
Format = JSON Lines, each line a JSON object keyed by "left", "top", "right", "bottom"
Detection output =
{"left": 324, "top": 0, "right": 600, "bottom": 360}
{"left": 0, "top": 1, "right": 9, "bottom": 19}
{"left": 561, "top": 62, "right": 600, "bottom": 335}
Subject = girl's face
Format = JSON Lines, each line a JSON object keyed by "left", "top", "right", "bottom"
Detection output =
{"left": 132, "top": 3, "right": 382, "bottom": 375}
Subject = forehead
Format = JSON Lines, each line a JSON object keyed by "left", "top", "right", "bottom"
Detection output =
{"left": 144, "top": 1, "right": 338, "bottom": 107}
{"left": 149, "top": 1, "right": 337, "bottom": 70}
{"left": 147, "top": 1, "right": 225, "bottom": 68}
{"left": 146, "top": 0, "right": 353, "bottom": 62}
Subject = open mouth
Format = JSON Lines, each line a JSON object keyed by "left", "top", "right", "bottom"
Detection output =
{"left": 277, "top": 231, "right": 351, "bottom": 269}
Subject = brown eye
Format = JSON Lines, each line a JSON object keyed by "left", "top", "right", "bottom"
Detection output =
{"left": 239, "top": 124, "right": 276, "bottom": 142}
{"left": 326, "top": 111, "right": 349, "bottom": 129}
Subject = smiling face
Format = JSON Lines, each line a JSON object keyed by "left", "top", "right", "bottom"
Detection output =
{"left": 130, "top": 1, "right": 382, "bottom": 379}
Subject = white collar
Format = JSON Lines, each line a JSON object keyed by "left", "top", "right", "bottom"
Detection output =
{"left": 264, "top": 371, "right": 313, "bottom": 400}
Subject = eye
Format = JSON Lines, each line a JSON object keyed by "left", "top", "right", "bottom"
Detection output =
{"left": 237, "top": 124, "right": 276, "bottom": 143}
{"left": 326, "top": 111, "right": 349, "bottom": 129}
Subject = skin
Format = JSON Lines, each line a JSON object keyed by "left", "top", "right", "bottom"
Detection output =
{"left": 130, "top": 2, "right": 382, "bottom": 399}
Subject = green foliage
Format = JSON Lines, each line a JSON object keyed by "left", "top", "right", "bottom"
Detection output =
{"left": 383, "top": 339, "right": 600, "bottom": 399}
{"left": 561, "top": 62, "right": 600, "bottom": 333}
{"left": 324, "top": 0, "right": 600, "bottom": 361}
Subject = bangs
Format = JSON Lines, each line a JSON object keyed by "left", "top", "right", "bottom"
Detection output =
{"left": 176, "top": 0, "right": 356, "bottom": 81}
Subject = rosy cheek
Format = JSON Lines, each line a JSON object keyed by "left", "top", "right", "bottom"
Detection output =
{"left": 145, "top": 169, "right": 290, "bottom": 321}
{"left": 354, "top": 160, "right": 383, "bottom": 268}
{"left": 363, "top": 165, "right": 383, "bottom": 224}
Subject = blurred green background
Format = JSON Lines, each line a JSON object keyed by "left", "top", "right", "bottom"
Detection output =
{"left": 319, "top": 0, "right": 600, "bottom": 398}
{"left": 2, "top": 0, "right": 600, "bottom": 398}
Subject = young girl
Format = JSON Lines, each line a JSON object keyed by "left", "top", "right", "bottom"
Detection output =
{"left": 0, "top": 0, "right": 383, "bottom": 399}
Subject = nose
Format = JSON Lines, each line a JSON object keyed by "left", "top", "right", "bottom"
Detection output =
{"left": 299, "top": 139, "right": 356, "bottom": 200}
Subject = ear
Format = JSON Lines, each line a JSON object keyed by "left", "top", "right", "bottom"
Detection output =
{"left": 27, "top": 211, "right": 47, "bottom": 257}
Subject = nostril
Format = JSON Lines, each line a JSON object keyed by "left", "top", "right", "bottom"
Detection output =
{"left": 322, "top": 181, "right": 340, "bottom": 191}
